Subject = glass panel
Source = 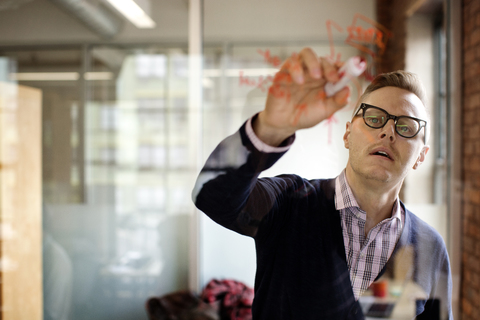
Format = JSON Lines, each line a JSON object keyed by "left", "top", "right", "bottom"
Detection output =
{"left": 0, "top": 47, "right": 85, "bottom": 319}
{"left": 201, "top": 41, "right": 368, "bottom": 287}
{"left": 82, "top": 46, "right": 192, "bottom": 319}
{"left": 199, "top": 2, "right": 451, "bottom": 318}
{"left": 0, "top": 43, "right": 192, "bottom": 319}
{"left": 0, "top": 1, "right": 454, "bottom": 318}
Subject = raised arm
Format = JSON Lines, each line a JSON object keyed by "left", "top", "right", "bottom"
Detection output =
{"left": 192, "top": 48, "right": 351, "bottom": 237}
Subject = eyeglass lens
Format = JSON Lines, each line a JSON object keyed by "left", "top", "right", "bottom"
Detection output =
{"left": 363, "top": 107, "right": 420, "bottom": 138}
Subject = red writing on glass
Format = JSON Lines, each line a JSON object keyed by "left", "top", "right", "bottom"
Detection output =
{"left": 257, "top": 49, "right": 282, "bottom": 68}
{"left": 238, "top": 49, "right": 284, "bottom": 92}
{"left": 324, "top": 114, "right": 339, "bottom": 145}
{"left": 326, "top": 14, "right": 392, "bottom": 82}
{"left": 326, "top": 20, "right": 344, "bottom": 63}
{"left": 239, "top": 72, "right": 274, "bottom": 93}
{"left": 345, "top": 13, "right": 392, "bottom": 58}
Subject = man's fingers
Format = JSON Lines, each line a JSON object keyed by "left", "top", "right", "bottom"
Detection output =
{"left": 287, "top": 53, "right": 305, "bottom": 84}
{"left": 320, "top": 57, "right": 340, "bottom": 84}
{"left": 272, "top": 70, "right": 293, "bottom": 85}
{"left": 280, "top": 49, "right": 323, "bottom": 85}
{"left": 298, "top": 48, "right": 321, "bottom": 80}
{"left": 333, "top": 86, "right": 351, "bottom": 107}
{"left": 322, "top": 86, "right": 351, "bottom": 117}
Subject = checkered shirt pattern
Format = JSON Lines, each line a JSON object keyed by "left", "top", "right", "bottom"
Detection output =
{"left": 334, "top": 170, "right": 404, "bottom": 300}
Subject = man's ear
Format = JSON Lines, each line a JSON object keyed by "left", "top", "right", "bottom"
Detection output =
{"left": 413, "top": 145, "right": 430, "bottom": 170}
{"left": 343, "top": 122, "right": 351, "bottom": 149}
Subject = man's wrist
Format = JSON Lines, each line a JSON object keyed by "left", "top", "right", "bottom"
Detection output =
{"left": 246, "top": 115, "right": 294, "bottom": 153}
{"left": 253, "top": 112, "right": 295, "bottom": 147}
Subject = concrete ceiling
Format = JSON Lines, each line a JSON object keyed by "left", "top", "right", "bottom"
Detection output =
{"left": 0, "top": 0, "right": 378, "bottom": 45}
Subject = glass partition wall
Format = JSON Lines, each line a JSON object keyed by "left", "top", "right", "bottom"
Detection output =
{"left": 200, "top": 42, "right": 369, "bottom": 288}
{"left": 0, "top": 1, "right": 455, "bottom": 319}
{"left": 1, "top": 45, "right": 192, "bottom": 320}
{"left": 199, "top": 1, "right": 453, "bottom": 319}
{"left": 1, "top": 41, "right": 368, "bottom": 319}
{"left": 82, "top": 46, "right": 192, "bottom": 319}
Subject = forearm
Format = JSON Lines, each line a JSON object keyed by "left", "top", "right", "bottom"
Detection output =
{"left": 192, "top": 117, "right": 294, "bottom": 236}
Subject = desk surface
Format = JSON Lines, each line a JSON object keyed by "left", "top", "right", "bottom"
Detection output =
{"left": 360, "top": 281, "right": 428, "bottom": 320}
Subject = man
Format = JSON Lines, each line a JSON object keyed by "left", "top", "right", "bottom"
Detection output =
{"left": 192, "top": 48, "right": 452, "bottom": 319}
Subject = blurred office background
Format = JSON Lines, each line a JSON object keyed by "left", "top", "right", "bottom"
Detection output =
{"left": 0, "top": 0, "right": 474, "bottom": 319}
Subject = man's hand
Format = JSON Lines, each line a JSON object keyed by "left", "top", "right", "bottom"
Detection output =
{"left": 253, "top": 47, "right": 351, "bottom": 146}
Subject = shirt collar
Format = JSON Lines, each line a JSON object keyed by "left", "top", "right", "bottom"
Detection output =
{"left": 334, "top": 169, "right": 402, "bottom": 222}
{"left": 335, "top": 169, "right": 360, "bottom": 211}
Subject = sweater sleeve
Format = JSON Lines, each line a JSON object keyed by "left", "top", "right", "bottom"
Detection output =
{"left": 412, "top": 215, "right": 453, "bottom": 320}
{"left": 426, "top": 237, "right": 453, "bottom": 320}
{"left": 192, "top": 116, "right": 295, "bottom": 238}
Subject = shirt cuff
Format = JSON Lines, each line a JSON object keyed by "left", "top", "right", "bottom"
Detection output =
{"left": 246, "top": 116, "right": 294, "bottom": 153}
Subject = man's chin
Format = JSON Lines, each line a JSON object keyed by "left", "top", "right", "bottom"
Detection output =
{"left": 362, "top": 169, "right": 394, "bottom": 183}
{"left": 349, "top": 163, "right": 398, "bottom": 185}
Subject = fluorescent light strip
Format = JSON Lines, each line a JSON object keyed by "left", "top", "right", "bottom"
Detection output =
{"left": 10, "top": 68, "right": 276, "bottom": 81}
{"left": 10, "top": 72, "right": 114, "bottom": 81}
{"left": 84, "top": 72, "right": 114, "bottom": 80}
{"left": 105, "top": 0, "right": 156, "bottom": 29}
{"left": 203, "top": 68, "right": 278, "bottom": 77}
{"left": 10, "top": 72, "right": 80, "bottom": 81}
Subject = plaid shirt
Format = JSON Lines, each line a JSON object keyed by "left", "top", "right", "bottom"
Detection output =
{"left": 335, "top": 170, "right": 404, "bottom": 300}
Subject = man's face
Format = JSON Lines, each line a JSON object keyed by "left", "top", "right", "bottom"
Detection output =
{"left": 343, "top": 86, "right": 429, "bottom": 187}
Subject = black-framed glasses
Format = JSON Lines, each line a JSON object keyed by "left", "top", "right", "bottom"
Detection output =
{"left": 355, "top": 103, "right": 427, "bottom": 143}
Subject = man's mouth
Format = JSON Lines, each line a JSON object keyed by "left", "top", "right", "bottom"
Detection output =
{"left": 370, "top": 150, "right": 393, "bottom": 160}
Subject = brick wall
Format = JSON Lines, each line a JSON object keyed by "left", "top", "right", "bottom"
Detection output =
{"left": 462, "top": 0, "right": 480, "bottom": 318}
{"left": 376, "top": 0, "right": 407, "bottom": 73}
{"left": 376, "top": 0, "right": 408, "bottom": 199}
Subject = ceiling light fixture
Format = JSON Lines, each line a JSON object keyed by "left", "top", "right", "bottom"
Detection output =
{"left": 105, "top": 0, "right": 156, "bottom": 29}
{"left": 10, "top": 72, "right": 80, "bottom": 81}
{"left": 203, "top": 68, "right": 278, "bottom": 77}
{"left": 84, "top": 72, "right": 114, "bottom": 80}
{"left": 10, "top": 72, "right": 115, "bottom": 81}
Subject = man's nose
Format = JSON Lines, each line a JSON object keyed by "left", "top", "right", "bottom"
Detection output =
{"left": 379, "top": 119, "right": 396, "bottom": 142}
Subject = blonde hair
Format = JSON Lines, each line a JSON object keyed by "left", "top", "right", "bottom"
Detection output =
{"left": 352, "top": 70, "right": 428, "bottom": 119}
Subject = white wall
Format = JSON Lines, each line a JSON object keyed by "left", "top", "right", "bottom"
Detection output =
{"left": 204, "top": 0, "right": 375, "bottom": 42}
{"left": 404, "top": 13, "right": 448, "bottom": 241}
{"left": 405, "top": 13, "right": 436, "bottom": 205}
